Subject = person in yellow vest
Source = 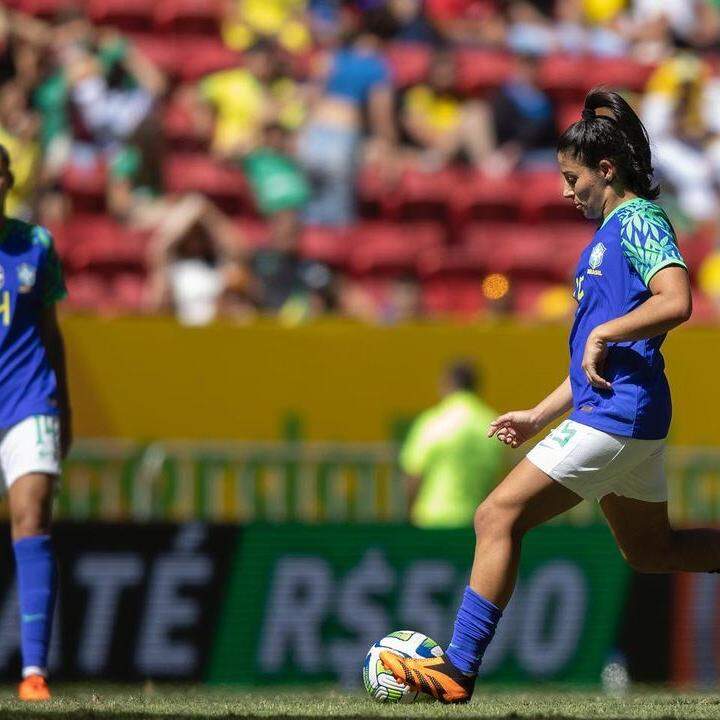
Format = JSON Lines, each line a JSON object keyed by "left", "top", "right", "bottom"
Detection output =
{"left": 400, "top": 361, "right": 503, "bottom": 528}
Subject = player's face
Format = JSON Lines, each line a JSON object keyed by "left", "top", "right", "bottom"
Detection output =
{"left": 557, "top": 151, "right": 607, "bottom": 220}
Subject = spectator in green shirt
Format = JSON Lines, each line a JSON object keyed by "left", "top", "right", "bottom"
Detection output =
{"left": 400, "top": 361, "right": 503, "bottom": 528}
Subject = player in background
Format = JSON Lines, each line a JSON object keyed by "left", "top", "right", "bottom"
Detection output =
{"left": 400, "top": 361, "right": 502, "bottom": 528}
{"left": 381, "top": 89, "right": 720, "bottom": 703}
{"left": 0, "top": 144, "right": 71, "bottom": 701}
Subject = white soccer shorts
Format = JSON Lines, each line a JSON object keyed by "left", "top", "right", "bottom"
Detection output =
{"left": 526, "top": 418, "right": 667, "bottom": 502}
{"left": 0, "top": 415, "right": 61, "bottom": 491}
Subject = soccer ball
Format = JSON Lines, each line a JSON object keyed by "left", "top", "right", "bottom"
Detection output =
{"left": 362, "top": 630, "right": 442, "bottom": 703}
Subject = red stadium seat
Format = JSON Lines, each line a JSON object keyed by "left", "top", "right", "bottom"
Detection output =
{"left": 154, "top": 0, "right": 222, "bottom": 35}
{"left": 18, "top": 0, "right": 78, "bottom": 18}
{"left": 64, "top": 274, "right": 109, "bottom": 312}
{"left": 689, "top": 290, "right": 717, "bottom": 323}
{"left": 299, "top": 227, "right": 350, "bottom": 267}
{"left": 422, "top": 278, "right": 487, "bottom": 318}
{"left": 557, "top": 100, "right": 584, "bottom": 134}
{"left": 64, "top": 216, "right": 148, "bottom": 274}
{"left": 450, "top": 171, "right": 521, "bottom": 223}
{"left": 163, "top": 153, "right": 253, "bottom": 213}
{"left": 582, "top": 57, "right": 655, "bottom": 93}
{"left": 163, "top": 98, "right": 208, "bottom": 151}
{"left": 87, "top": 0, "right": 155, "bottom": 31}
{"left": 61, "top": 160, "right": 108, "bottom": 212}
{"left": 455, "top": 50, "right": 516, "bottom": 94}
{"left": 519, "top": 171, "right": 581, "bottom": 222}
{"left": 175, "top": 36, "right": 242, "bottom": 81}
{"left": 112, "top": 273, "right": 147, "bottom": 311}
{"left": 678, "top": 231, "right": 714, "bottom": 278}
{"left": 538, "top": 54, "right": 588, "bottom": 99}
{"left": 463, "top": 221, "right": 590, "bottom": 281}
{"left": 349, "top": 222, "right": 443, "bottom": 276}
{"left": 385, "top": 43, "right": 432, "bottom": 87}
{"left": 235, "top": 218, "right": 269, "bottom": 250}
{"left": 128, "top": 34, "right": 179, "bottom": 76}
{"left": 391, "top": 167, "right": 461, "bottom": 222}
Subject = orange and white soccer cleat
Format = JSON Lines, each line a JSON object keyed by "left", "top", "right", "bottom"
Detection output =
{"left": 18, "top": 674, "right": 51, "bottom": 701}
{"left": 379, "top": 651, "right": 475, "bottom": 704}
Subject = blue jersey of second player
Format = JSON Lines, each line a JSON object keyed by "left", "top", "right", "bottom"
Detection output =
{"left": 0, "top": 218, "right": 67, "bottom": 429}
{"left": 569, "top": 197, "right": 686, "bottom": 440}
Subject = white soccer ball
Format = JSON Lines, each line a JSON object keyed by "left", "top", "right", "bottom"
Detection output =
{"left": 362, "top": 630, "right": 443, "bottom": 703}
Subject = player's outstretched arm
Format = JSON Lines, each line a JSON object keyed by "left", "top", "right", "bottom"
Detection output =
{"left": 39, "top": 306, "right": 72, "bottom": 459}
{"left": 487, "top": 376, "right": 572, "bottom": 448}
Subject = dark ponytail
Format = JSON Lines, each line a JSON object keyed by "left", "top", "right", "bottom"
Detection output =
{"left": 557, "top": 88, "right": 659, "bottom": 200}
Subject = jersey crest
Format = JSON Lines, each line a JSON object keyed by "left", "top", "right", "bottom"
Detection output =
{"left": 588, "top": 242, "right": 606, "bottom": 275}
{"left": 17, "top": 263, "right": 36, "bottom": 293}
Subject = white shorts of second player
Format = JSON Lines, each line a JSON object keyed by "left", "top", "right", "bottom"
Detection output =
{"left": 526, "top": 419, "right": 666, "bottom": 503}
{"left": 0, "top": 415, "right": 61, "bottom": 492}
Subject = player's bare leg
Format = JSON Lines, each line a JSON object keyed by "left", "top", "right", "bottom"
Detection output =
{"left": 9, "top": 473, "right": 56, "bottom": 702}
{"left": 601, "top": 494, "right": 720, "bottom": 573}
{"left": 381, "top": 460, "right": 581, "bottom": 703}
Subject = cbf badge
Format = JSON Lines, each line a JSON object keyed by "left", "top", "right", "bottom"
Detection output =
{"left": 588, "top": 242, "right": 606, "bottom": 276}
{"left": 17, "top": 263, "right": 36, "bottom": 293}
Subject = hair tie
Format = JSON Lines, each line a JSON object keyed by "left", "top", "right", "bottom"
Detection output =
{"left": 581, "top": 108, "right": 596, "bottom": 121}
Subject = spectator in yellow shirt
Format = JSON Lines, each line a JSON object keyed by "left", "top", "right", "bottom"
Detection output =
{"left": 401, "top": 50, "right": 492, "bottom": 169}
{"left": 197, "top": 40, "right": 305, "bottom": 158}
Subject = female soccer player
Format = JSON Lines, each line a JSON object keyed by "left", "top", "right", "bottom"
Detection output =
{"left": 0, "top": 144, "right": 71, "bottom": 701}
{"left": 381, "top": 89, "right": 719, "bottom": 703}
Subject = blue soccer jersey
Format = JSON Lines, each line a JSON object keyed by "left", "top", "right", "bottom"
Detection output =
{"left": 0, "top": 218, "right": 67, "bottom": 429}
{"left": 568, "top": 197, "right": 686, "bottom": 440}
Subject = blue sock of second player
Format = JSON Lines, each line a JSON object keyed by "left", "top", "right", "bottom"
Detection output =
{"left": 13, "top": 535, "right": 57, "bottom": 677}
{"left": 446, "top": 586, "right": 502, "bottom": 675}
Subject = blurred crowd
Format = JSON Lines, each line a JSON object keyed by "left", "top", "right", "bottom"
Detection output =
{"left": 3, "top": 0, "right": 720, "bottom": 324}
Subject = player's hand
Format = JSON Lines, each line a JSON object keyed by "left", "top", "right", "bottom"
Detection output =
{"left": 582, "top": 332, "right": 612, "bottom": 390}
{"left": 487, "top": 410, "right": 542, "bottom": 448}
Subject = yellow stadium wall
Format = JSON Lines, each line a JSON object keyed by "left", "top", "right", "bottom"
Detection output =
{"left": 61, "top": 315, "right": 719, "bottom": 446}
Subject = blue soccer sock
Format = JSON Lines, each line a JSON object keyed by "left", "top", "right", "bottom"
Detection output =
{"left": 446, "top": 586, "right": 502, "bottom": 675}
{"left": 13, "top": 535, "right": 57, "bottom": 678}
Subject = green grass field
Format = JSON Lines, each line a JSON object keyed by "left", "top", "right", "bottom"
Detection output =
{"left": 1, "top": 685, "right": 720, "bottom": 720}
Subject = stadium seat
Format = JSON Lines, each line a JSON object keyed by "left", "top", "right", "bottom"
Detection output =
{"left": 154, "top": 0, "right": 222, "bottom": 35}
{"left": 175, "top": 36, "right": 242, "bottom": 81}
{"left": 128, "top": 34, "right": 180, "bottom": 76}
{"left": 538, "top": 54, "right": 588, "bottom": 99}
{"left": 18, "top": 0, "right": 78, "bottom": 18}
{"left": 235, "top": 218, "right": 269, "bottom": 250}
{"left": 163, "top": 99, "right": 208, "bottom": 151}
{"left": 463, "top": 221, "right": 590, "bottom": 281}
{"left": 678, "top": 230, "right": 714, "bottom": 278}
{"left": 163, "top": 153, "right": 253, "bottom": 213}
{"left": 582, "top": 57, "right": 655, "bottom": 93}
{"left": 348, "top": 222, "right": 444, "bottom": 276}
{"left": 455, "top": 50, "right": 516, "bottom": 94}
{"left": 557, "top": 100, "right": 584, "bottom": 134}
{"left": 299, "top": 227, "right": 350, "bottom": 267}
{"left": 112, "top": 272, "right": 147, "bottom": 311}
{"left": 63, "top": 215, "right": 147, "bottom": 274}
{"left": 519, "top": 170, "right": 581, "bottom": 222}
{"left": 385, "top": 43, "right": 432, "bottom": 87}
{"left": 64, "top": 274, "right": 109, "bottom": 312}
{"left": 390, "top": 167, "right": 460, "bottom": 222}
{"left": 689, "top": 290, "right": 716, "bottom": 323}
{"left": 87, "top": 0, "right": 154, "bottom": 31}
{"left": 450, "top": 171, "right": 521, "bottom": 223}
{"left": 61, "top": 160, "right": 108, "bottom": 212}
{"left": 422, "top": 278, "right": 487, "bottom": 318}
